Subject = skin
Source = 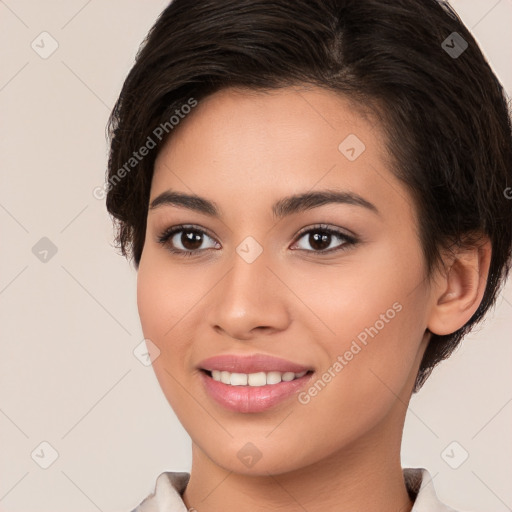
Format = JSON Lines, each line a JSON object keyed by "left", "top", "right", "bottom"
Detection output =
{"left": 136, "top": 86, "right": 491, "bottom": 511}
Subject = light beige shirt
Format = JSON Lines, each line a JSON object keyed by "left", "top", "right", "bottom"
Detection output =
{"left": 131, "top": 468, "right": 461, "bottom": 511}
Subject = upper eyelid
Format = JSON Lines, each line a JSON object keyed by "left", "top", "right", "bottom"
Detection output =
{"left": 294, "top": 223, "right": 356, "bottom": 240}
{"left": 157, "top": 223, "right": 216, "bottom": 241}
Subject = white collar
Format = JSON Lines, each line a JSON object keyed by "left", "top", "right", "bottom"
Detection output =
{"left": 133, "top": 468, "right": 459, "bottom": 512}
{"left": 404, "top": 468, "right": 459, "bottom": 511}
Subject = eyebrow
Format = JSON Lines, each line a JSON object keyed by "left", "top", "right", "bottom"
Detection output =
{"left": 149, "top": 189, "right": 379, "bottom": 218}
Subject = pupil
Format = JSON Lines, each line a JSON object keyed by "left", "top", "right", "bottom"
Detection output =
{"left": 182, "top": 230, "right": 203, "bottom": 250}
{"left": 310, "top": 232, "right": 330, "bottom": 251}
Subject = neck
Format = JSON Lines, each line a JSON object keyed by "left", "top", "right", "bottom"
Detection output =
{"left": 182, "top": 411, "right": 413, "bottom": 512}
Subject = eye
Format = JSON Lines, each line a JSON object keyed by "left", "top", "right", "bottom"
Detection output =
{"left": 157, "top": 224, "right": 220, "bottom": 256}
{"left": 157, "top": 223, "right": 357, "bottom": 257}
{"left": 291, "top": 224, "right": 357, "bottom": 253}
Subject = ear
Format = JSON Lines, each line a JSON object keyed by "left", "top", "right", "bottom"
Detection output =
{"left": 427, "top": 236, "right": 492, "bottom": 336}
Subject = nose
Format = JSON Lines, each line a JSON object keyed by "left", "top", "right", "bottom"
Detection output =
{"left": 206, "top": 249, "right": 291, "bottom": 341}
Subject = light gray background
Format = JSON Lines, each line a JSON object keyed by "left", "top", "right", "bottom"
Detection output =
{"left": 0, "top": 1, "right": 511, "bottom": 511}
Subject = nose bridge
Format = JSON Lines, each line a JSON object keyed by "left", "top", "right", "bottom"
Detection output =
{"left": 220, "top": 242, "right": 273, "bottom": 311}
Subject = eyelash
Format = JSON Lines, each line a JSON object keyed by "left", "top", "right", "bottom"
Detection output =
{"left": 156, "top": 224, "right": 358, "bottom": 258}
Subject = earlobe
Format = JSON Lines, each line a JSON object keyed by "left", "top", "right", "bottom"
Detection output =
{"left": 427, "top": 237, "right": 492, "bottom": 336}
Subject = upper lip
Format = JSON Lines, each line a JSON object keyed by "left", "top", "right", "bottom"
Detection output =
{"left": 198, "top": 354, "right": 312, "bottom": 374}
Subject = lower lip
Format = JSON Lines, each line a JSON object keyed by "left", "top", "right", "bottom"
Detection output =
{"left": 200, "top": 371, "right": 313, "bottom": 413}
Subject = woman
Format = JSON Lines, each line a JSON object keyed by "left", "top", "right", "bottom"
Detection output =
{"left": 105, "top": 0, "right": 512, "bottom": 510}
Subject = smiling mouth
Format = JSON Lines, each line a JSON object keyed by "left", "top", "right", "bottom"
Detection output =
{"left": 201, "top": 369, "right": 313, "bottom": 387}
{"left": 199, "top": 365, "right": 315, "bottom": 413}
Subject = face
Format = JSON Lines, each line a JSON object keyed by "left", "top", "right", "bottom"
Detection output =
{"left": 137, "top": 86, "right": 433, "bottom": 475}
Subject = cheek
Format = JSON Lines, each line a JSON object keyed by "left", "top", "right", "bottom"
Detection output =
{"left": 288, "top": 239, "right": 428, "bottom": 400}
{"left": 136, "top": 252, "right": 199, "bottom": 403}
{"left": 136, "top": 265, "right": 171, "bottom": 347}
{"left": 136, "top": 248, "right": 204, "bottom": 342}
{"left": 136, "top": 255, "right": 193, "bottom": 411}
{"left": 136, "top": 248, "right": 223, "bottom": 390}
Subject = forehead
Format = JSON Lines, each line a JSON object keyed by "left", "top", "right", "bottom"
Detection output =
{"left": 151, "top": 86, "right": 413, "bottom": 223}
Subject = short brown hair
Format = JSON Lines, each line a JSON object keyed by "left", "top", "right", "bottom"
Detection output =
{"left": 106, "top": 0, "right": 512, "bottom": 390}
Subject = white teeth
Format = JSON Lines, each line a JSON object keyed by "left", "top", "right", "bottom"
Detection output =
{"left": 230, "top": 373, "right": 248, "bottom": 386}
{"left": 266, "top": 371, "right": 282, "bottom": 385}
{"left": 208, "top": 369, "right": 309, "bottom": 387}
{"left": 248, "top": 372, "right": 267, "bottom": 386}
